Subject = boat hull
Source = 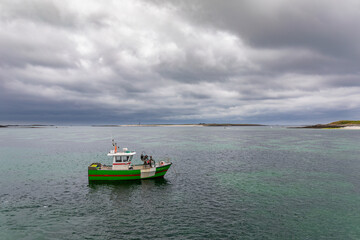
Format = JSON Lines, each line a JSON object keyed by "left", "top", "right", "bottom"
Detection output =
{"left": 88, "top": 163, "right": 172, "bottom": 181}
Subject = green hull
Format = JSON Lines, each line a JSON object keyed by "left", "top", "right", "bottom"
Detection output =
{"left": 88, "top": 164, "right": 172, "bottom": 181}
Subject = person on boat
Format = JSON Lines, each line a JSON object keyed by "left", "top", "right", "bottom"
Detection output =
{"left": 141, "top": 154, "right": 144, "bottom": 161}
{"left": 143, "top": 155, "right": 148, "bottom": 166}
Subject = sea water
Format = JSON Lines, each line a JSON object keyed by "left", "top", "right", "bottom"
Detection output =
{"left": 0, "top": 126, "right": 360, "bottom": 239}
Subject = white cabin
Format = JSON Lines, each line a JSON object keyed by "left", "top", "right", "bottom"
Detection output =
{"left": 107, "top": 147, "right": 136, "bottom": 170}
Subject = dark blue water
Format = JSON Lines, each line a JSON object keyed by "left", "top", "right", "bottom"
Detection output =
{"left": 1, "top": 126, "right": 360, "bottom": 239}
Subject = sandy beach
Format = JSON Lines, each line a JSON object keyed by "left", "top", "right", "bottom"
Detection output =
{"left": 343, "top": 126, "right": 360, "bottom": 130}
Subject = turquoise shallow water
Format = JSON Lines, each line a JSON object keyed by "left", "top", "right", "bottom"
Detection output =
{"left": 0, "top": 126, "right": 360, "bottom": 239}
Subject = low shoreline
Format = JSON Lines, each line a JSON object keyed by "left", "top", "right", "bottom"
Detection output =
{"left": 93, "top": 124, "right": 202, "bottom": 127}
{"left": 92, "top": 123, "right": 265, "bottom": 127}
{"left": 0, "top": 125, "right": 54, "bottom": 128}
{"left": 0, "top": 123, "right": 265, "bottom": 128}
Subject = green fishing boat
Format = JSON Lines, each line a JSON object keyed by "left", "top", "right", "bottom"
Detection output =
{"left": 88, "top": 140, "right": 172, "bottom": 181}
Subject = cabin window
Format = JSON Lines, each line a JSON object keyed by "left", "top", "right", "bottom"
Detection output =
{"left": 115, "top": 155, "right": 133, "bottom": 162}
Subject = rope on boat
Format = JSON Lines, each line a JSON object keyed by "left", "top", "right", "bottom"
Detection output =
{"left": 172, "top": 164, "right": 178, "bottom": 175}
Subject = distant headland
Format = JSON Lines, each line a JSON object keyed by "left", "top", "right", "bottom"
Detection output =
{"left": 296, "top": 120, "right": 360, "bottom": 129}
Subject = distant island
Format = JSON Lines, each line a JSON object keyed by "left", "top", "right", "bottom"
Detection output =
{"left": 1, "top": 123, "right": 265, "bottom": 128}
{"left": 0, "top": 124, "right": 54, "bottom": 128}
{"left": 2, "top": 122, "right": 359, "bottom": 129}
{"left": 92, "top": 123, "right": 265, "bottom": 127}
{"left": 201, "top": 123, "right": 264, "bottom": 127}
{"left": 297, "top": 120, "right": 360, "bottom": 129}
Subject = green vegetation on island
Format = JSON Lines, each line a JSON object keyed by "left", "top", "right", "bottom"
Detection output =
{"left": 328, "top": 120, "right": 360, "bottom": 125}
{"left": 298, "top": 120, "right": 360, "bottom": 129}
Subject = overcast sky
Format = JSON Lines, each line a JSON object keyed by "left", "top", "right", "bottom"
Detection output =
{"left": 0, "top": 0, "right": 359, "bottom": 125}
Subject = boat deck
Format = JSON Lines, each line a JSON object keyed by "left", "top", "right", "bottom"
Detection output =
{"left": 100, "top": 165, "right": 112, "bottom": 170}
{"left": 96, "top": 164, "right": 157, "bottom": 170}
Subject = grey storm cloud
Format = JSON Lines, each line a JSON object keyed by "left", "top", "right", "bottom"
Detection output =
{"left": 0, "top": 0, "right": 359, "bottom": 124}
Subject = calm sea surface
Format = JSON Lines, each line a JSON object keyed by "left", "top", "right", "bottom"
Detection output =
{"left": 1, "top": 126, "right": 360, "bottom": 239}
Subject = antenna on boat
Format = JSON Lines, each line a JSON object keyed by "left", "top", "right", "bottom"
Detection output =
{"left": 111, "top": 138, "right": 118, "bottom": 153}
